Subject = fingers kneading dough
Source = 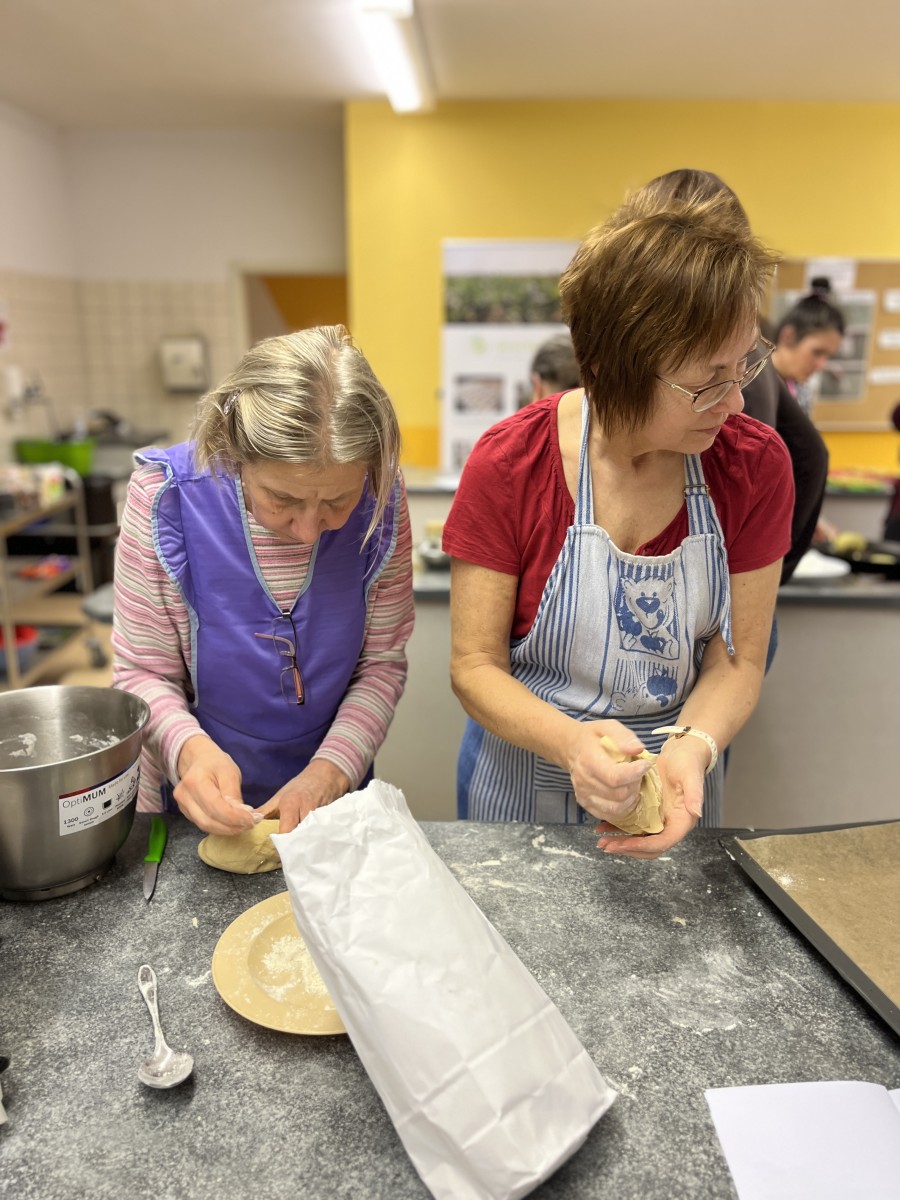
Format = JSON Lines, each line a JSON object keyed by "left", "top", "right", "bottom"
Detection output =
{"left": 598, "top": 735, "right": 664, "bottom": 836}
{"left": 197, "top": 819, "right": 282, "bottom": 873}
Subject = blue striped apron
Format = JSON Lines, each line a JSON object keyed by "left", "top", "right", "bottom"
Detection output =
{"left": 458, "top": 395, "right": 734, "bottom": 826}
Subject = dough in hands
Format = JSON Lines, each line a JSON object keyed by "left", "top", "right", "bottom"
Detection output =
{"left": 598, "top": 735, "right": 664, "bottom": 836}
{"left": 197, "top": 819, "right": 282, "bottom": 873}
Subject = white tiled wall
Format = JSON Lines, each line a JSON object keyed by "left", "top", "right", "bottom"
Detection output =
{"left": 78, "top": 278, "right": 237, "bottom": 445}
{"left": 0, "top": 271, "right": 240, "bottom": 462}
{"left": 0, "top": 270, "right": 89, "bottom": 460}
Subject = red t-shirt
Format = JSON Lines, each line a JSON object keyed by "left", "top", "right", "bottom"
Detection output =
{"left": 442, "top": 394, "right": 794, "bottom": 639}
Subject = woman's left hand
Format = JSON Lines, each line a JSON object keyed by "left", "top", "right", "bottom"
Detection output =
{"left": 257, "top": 759, "right": 352, "bottom": 833}
{"left": 594, "top": 737, "right": 707, "bottom": 860}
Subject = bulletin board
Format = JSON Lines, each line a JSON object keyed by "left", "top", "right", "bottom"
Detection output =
{"left": 770, "top": 259, "right": 900, "bottom": 431}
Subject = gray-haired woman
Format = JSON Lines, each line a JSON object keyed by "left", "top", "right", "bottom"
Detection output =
{"left": 112, "top": 326, "right": 413, "bottom": 836}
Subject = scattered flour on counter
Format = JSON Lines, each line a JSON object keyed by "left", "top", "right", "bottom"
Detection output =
{"left": 531, "top": 833, "right": 593, "bottom": 860}
{"left": 653, "top": 948, "right": 747, "bottom": 1033}
{"left": 186, "top": 971, "right": 210, "bottom": 988}
{"left": 604, "top": 1076, "right": 636, "bottom": 1099}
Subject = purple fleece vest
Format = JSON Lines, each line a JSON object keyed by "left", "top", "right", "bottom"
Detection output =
{"left": 141, "top": 442, "right": 398, "bottom": 807}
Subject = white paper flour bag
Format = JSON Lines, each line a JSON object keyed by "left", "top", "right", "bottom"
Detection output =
{"left": 271, "top": 780, "right": 616, "bottom": 1200}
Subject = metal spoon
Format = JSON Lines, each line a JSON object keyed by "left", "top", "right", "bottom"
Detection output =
{"left": 136, "top": 965, "right": 194, "bottom": 1089}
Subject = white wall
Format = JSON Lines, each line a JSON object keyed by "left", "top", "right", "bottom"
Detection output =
{"left": 65, "top": 128, "right": 346, "bottom": 281}
{"left": 0, "top": 116, "right": 347, "bottom": 449}
{"left": 0, "top": 103, "right": 77, "bottom": 276}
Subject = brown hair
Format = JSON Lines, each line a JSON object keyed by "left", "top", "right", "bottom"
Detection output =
{"left": 191, "top": 325, "right": 400, "bottom": 542}
{"left": 559, "top": 183, "right": 780, "bottom": 435}
{"left": 618, "top": 168, "right": 751, "bottom": 232}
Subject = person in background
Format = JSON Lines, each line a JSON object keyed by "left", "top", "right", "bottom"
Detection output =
{"left": 443, "top": 182, "right": 793, "bottom": 858}
{"left": 772, "top": 280, "right": 846, "bottom": 416}
{"left": 614, "top": 168, "right": 830, "bottom": 584}
{"left": 521, "top": 332, "right": 581, "bottom": 407}
{"left": 113, "top": 326, "right": 414, "bottom": 836}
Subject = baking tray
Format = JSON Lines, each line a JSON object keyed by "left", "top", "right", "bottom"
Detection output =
{"left": 722, "top": 821, "right": 900, "bottom": 1038}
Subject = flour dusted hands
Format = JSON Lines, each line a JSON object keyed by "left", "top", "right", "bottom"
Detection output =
{"left": 567, "top": 720, "right": 655, "bottom": 826}
{"left": 174, "top": 735, "right": 260, "bottom": 836}
{"left": 594, "top": 734, "right": 707, "bottom": 860}
{"left": 257, "top": 758, "right": 352, "bottom": 834}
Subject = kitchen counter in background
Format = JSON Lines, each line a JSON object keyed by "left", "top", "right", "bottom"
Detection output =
{"left": 2, "top": 814, "right": 897, "bottom": 1200}
{"left": 725, "top": 576, "right": 899, "bottom": 829}
{"left": 821, "top": 486, "right": 893, "bottom": 544}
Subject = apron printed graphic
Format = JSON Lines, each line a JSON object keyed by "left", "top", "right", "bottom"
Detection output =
{"left": 615, "top": 564, "right": 679, "bottom": 658}
{"left": 608, "top": 659, "right": 679, "bottom": 715}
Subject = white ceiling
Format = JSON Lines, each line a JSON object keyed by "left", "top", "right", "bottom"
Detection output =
{"left": 2, "top": 0, "right": 899, "bottom": 131}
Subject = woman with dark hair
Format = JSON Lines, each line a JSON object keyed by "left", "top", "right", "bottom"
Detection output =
{"left": 772, "top": 282, "right": 845, "bottom": 415}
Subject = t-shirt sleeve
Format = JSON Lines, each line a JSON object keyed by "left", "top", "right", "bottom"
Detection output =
{"left": 442, "top": 430, "right": 520, "bottom": 576}
{"left": 723, "top": 422, "right": 795, "bottom": 575}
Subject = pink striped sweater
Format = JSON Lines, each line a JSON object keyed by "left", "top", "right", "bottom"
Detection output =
{"left": 112, "top": 462, "right": 415, "bottom": 811}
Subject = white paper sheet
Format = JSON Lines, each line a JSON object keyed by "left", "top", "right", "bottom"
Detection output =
{"left": 706, "top": 1081, "right": 900, "bottom": 1200}
{"left": 272, "top": 781, "right": 616, "bottom": 1200}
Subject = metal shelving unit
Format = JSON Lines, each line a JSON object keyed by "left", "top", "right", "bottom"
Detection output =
{"left": 0, "top": 473, "right": 95, "bottom": 689}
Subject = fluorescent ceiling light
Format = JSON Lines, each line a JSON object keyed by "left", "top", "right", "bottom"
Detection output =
{"left": 354, "top": 0, "right": 435, "bottom": 113}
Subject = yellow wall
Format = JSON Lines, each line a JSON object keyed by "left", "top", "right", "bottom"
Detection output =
{"left": 346, "top": 99, "right": 900, "bottom": 469}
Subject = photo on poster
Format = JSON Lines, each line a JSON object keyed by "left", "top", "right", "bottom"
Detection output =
{"left": 452, "top": 374, "right": 504, "bottom": 414}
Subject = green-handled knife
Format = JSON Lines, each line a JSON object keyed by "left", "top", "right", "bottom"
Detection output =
{"left": 143, "top": 816, "right": 168, "bottom": 901}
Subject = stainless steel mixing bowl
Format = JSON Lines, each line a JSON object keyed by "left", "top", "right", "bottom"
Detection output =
{"left": 0, "top": 686, "right": 150, "bottom": 901}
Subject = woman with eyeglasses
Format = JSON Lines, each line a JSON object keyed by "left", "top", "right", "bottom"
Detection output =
{"left": 112, "top": 326, "right": 413, "bottom": 836}
{"left": 442, "top": 184, "right": 793, "bottom": 857}
{"left": 617, "top": 168, "right": 831, "bottom": 587}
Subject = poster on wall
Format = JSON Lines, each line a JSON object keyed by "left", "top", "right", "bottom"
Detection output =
{"left": 441, "top": 240, "right": 578, "bottom": 474}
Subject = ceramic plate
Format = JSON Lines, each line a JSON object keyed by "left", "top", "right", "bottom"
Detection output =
{"left": 211, "top": 892, "right": 345, "bottom": 1035}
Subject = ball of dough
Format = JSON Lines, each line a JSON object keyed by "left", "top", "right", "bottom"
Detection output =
{"left": 197, "top": 819, "right": 282, "bottom": 874}
{"left": 598, "top": 735, "right": 663, "bottom": 836}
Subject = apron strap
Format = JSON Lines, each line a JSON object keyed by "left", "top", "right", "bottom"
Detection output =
{"left": 683, "top": 455, "right": 734, "bottom": 655}
{"left": 574, "top": 393, "right": 594, "bottom": 527}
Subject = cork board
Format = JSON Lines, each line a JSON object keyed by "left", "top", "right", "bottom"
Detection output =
{"left": 728, "top": 822, "right": 900, "bottom": 1036}
{"left": 771, "top": 259, "right": 900, "bottom": 431}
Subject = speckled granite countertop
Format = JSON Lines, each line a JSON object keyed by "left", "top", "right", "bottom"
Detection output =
{"left": 1, "top": 816, "right": 897, "bottom": 1199}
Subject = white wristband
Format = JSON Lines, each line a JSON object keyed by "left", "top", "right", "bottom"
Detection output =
{"left": 651, "top": 725, "right": 719, "bottom": 775}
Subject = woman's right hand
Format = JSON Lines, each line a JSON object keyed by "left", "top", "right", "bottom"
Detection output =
{"left": 173, "top": 735, "right": 260, "bottom": 835}
{"left": 567, "top": 720, "right": 653, "bottom": 826}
